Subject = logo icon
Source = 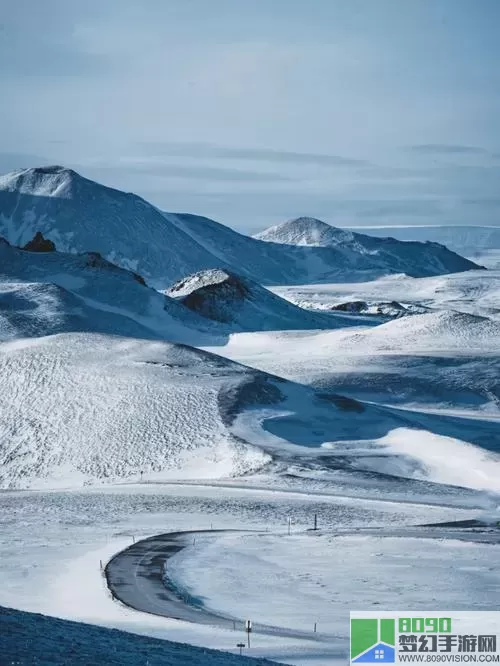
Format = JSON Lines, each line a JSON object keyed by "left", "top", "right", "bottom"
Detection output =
{"left": 351, "top": 618, "right": 396, "bottom": 663}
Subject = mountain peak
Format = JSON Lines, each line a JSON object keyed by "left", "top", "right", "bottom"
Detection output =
{"left": 254, "top": 216, "right": 354, "bottom": 246}
{"left": 30, "top": 165, "right": 73, "bottom": 176}
{"left": 0, "top": 165, "right": 81, "bottom": 199}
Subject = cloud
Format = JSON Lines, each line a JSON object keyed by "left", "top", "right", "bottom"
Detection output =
{"left": 137, "top": 142, "right": 370, "bottom": 168}
{"left": 88, "top": 161, "right": 293, "bottom": 183}
{"left": 406, "top": 144, "right": 492, "bottom": 156}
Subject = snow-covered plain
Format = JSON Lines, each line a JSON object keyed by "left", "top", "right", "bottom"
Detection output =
{"left": 168, "top": 531, "right": 500, "bottom": 636}
{"left": 271, "top": 269, "right": 500, "bottom": 321}
{"left": 0, "top": 483, "right": 491, "bottom": 665}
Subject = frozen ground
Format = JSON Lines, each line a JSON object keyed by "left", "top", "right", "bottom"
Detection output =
{"left": 271, "top": 269, "right": 500, "bottom": 320}
{"left": 0, "top": 483, "right": 493, "bottom": 666}
{"left": 168, "top": 530, "right": 500, "bottom": 637}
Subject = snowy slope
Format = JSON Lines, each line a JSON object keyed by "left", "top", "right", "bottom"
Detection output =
{"left": 167, "top": 269, "right": 353, "bottom": 331}
{"left": 336, "top": 310, "right": 500, "bottom": 353}
{"left": 255, "top": 217, "right": 481, "bottom": 278}
{"left": 0, "top": 605, "right": 281, "bottom": 666}
{"left": 353, "top": 225, "right": 500, "bottom": 265}
{"left": 0, "top": 167, "right": 481, "bottom": 286}
{"left": 0, "top": 237, "right": 220, "bottom": 345}
{"left": 255, "top": 217, "right": 358, "bottom": 247}
{"left": 0, "top": 333, "right": 278, "bottom": 489}
{"left": 5, "top": 319, "right": 498, "bottom": 490}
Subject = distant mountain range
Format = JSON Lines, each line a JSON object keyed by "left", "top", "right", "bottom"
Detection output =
{"left": 0, "top": 166, "right": 481, "bottom": 288}
{"left": 346, "top": 225, "right": 500, "bottom": 265}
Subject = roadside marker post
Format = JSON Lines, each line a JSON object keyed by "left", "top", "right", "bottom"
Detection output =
{"left": 245, "top": 619, "right": 252, "bottom": 648}
{"left": 237, "top": 642, "right": 245, "bottom": 656}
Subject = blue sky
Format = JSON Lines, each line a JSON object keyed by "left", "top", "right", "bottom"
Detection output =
{"left": 1, "top": 0, "right": 499, "bottom": 231}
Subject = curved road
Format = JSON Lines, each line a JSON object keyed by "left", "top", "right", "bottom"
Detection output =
{"left": 105, "top": 529, "right": 332, "bottom": 642}
{"left": 105, "top": 523, "right": 500, "bottom": 642}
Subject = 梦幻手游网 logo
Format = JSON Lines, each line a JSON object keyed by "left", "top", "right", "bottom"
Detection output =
{"left": 350, "top": 612, "right": 500, "bottom": 664}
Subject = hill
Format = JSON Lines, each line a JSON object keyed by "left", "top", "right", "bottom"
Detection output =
{"left": 254, "top": 217, "right": 481, "bottom": 278}
{"left": 351, "top": 225, "right": 500, "bottom": 265}
{"left": 167, "top": 269, "right": 351, "bottom": 331}
{"left": 0, "top": 605, "right": 281, "bottom": 666}
{"left": 0, "top": 236, "right": 217, "bottom": 345}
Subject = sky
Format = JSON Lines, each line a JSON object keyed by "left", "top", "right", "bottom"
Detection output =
{"left": 0, "top": 0, "right": 499, "bottom": 232}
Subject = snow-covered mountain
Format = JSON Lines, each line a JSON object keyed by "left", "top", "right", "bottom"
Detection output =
{"left": 0, "top": 236, "right": 387, "bottom": 489}
{"left": 254, "top": 217, "right": 482, "bottom": 277}
{"left": 0, "top": 235, "right": 352, "bottom": 342}
{"left": 255, "top": 217, "right": 357, "bottom": 246}
{"left": 0, "top": 167, "right": 481, "bottom": 286}
{"left": 351, "top": 225, "right": 500, "bottom": 267}
{"left": 167, "top": 268, "right": 352, "bottom": 331}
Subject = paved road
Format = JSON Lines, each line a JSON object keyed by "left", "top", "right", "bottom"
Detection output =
{"left": 105, "top": 523, "right": 500, "bottom": 641}
{"left": 105, "top": 529, "right": 331, "bottom": 642}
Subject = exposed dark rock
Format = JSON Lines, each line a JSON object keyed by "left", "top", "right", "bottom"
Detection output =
{"left": 132, "top": 272, "right": 147, "bottom": 286}
{"left": 172, "top": 270, "right": 250, "bottom": 324}
{"left": 317, "top": 392, "right": 365, "bottom": 413}
{"left": 331, "top": 300, "right": 367, "bottom": 313}
{"left": 22, "top": 232, "right": 56, "bottom": 253}
{"left": 84, "top": 251, "right": 108, "bottom": 268}
{"left": 81, "top": 252, "right": 146, "bottom": 286}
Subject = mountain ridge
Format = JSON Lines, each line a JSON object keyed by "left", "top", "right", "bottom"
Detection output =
{"left": 0, "top": 166, "right": 482, "bottom": 287}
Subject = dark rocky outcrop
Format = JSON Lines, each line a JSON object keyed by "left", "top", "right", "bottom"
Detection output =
{"left": 22, "top": 232, "right": 56, "bottom": 253}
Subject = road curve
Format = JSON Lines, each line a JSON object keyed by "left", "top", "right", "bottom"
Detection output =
{"left": 105, "top": 523, "right": 500, "bottom": 643}
{"left": 104, "top": 529, "right": 331, "bottom": 642}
